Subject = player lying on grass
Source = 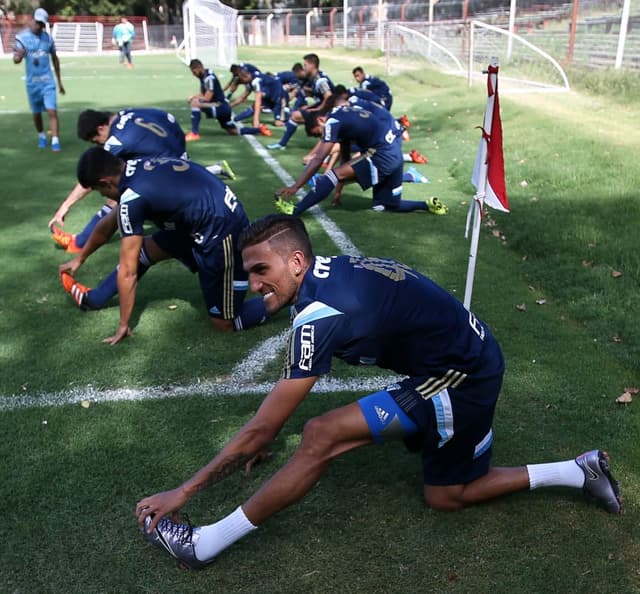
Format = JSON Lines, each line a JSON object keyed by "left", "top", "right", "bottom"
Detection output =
{"left": 136, "top": 214, "right": 622, "bottom": 570}
{"left": 273, "top": 89, "right": 447, "bottom": 216}
{"left": 49, "top": 108, "right": 235, "bottom": 254}
{"left": 58, "top": 148, "right": 269, "bottom": 343}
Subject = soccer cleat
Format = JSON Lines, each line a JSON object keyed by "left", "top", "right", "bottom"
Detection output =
{"left": 258, "top": 124, "right": 273, "bottom": 137}
{"left": 51, "top": 139, "right": 61, "bottom": 152}
{"left": 398, "top": 114, "right": 412, "bottom": 129}
{"left": 575, "top": 450, "right": 623, "bottom": 514}
{"left": 185, "top": 132, "right": 201, "bottom": 142}
{"left": 218, "top": 160, "right": 236, "bottom": 181}
{"left": 426, "top": 196, "right": 448, "bottom": 216}
{"left": 405, "top": 166, "right": 430, "bottom": 184}
{"left": 409, "top": 149, "right": 428, "bottom": 164}
{"left": 142, "top": 515, "right": 213, "bottom": 570}
{"left": 65, "top": 235, "right": 82, "bottom": 254}
{"left": 50, "top": 224, "right": 73, "bottom": 250}
{"left": 38, "top": 136, "right": 47, "bottom": 149}
{"left": 274, "top": 196, "right": 295, "bottom": 215}
{"left": 60, "top": 272, "right": 92, "bottom": 310}
{"left": 267, "top": 142, "right": 285, "bottom": 150}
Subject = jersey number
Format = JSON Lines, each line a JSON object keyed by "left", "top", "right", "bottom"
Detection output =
{"left": 134, "top": 117, "right": 168, "bottom": 138}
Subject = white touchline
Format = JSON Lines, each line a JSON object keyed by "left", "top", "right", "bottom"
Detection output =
{"left": 0, "top": 134, "right": 396, "bottom": 411}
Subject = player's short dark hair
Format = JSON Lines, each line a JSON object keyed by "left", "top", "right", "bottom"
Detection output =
{"left": 292, "top": 62, "right": 303, "bottom": 72}
{"left": 189, "top": 59, "right": 203, "bottom": 69}
{"left": 303, "top": 53, "right": 319, "bottom": 68}
{"left": 76, "top": 147, "right": 123, "bottom": 189}
{"left": 303, "top": 110, "right": 327, "bottom": 137}
{"left": 77, "top": 109, "right": 113, "bottom": 141}
{"left": 352, "top": 66, "right": 364, "bottom": 75}
{"left": 239, "top": 214, "right": 313, "bottom": 261}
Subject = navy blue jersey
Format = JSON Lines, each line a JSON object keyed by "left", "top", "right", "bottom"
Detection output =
{"left": 116, "top": 158, "right": 246, "bottom": 252}
{"left": 358, "top": 75, "right": 392, "bottom": 105}
{"left": 239, "top": 62, "right": 261, "bottom": 77}
{"left": 309, "top": 69, "right": 334, "bottom": 105}
{"left": 104, "top": 108, "right": 186, "bottom": 160}
{"left": 200, "top": 69, "right": 227, "bottom": 103}
{"left": 251, "top": 73, "right": 285, "bottom": 104}
{"left": 276, "top": 70, "right": 301, "bottom": 88}
{"left": 283, "top": 256, "right": 503, "bottom": 392}
{"left": 323, "top": 103, "right": 401, "bottom": 156}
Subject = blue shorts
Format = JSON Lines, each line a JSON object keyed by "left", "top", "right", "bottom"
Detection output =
{"left": 351, "top": 152, "right": 404, "bottom": 209}
{"left": 152, "top": 228, "right": 248, "bottom": 320}
{"left": 201, "top": 102, "right": 234, "bottom": 130}
{"left": 26, "top": 82, "right": 57, "bottom": 113}
{"left": 386, "top": 372, "right": 503, "bottom": 486}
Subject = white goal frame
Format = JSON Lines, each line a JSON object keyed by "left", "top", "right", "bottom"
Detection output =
{"left": 182, "top": 0, "right": 238, "bottom": 68}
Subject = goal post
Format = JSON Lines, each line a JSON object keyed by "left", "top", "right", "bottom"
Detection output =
{"left": 182, "top": 0, "right": 238, "bottom": 68}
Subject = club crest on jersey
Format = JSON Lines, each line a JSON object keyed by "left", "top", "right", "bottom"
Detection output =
{"left": 298, "top": 324, "right": 315, "bottom": 371}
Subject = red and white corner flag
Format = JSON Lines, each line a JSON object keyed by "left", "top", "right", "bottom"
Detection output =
{"left": 471, "top": 60, "right": 510, "bottom": 212}
{"left": 464, "top": 58, "right": 509, "bottom": 309}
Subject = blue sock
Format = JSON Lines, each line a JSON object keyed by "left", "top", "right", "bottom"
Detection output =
{"left": 75, "top": 204, "right": 113, "bottom": 248}
{"left": 85, "top": 245, "right": 153, "bottom": 309}
{"left": 293, "top": 171, "right": 338, "bottom": 216}
{"left": 278, "top": 121, "right": 298, "bottom": 147}
{"left": 190, "top": 109, "right": 201, "bottom": 133}
{"left": 234, "top": 107, "right": 254, "bottom": 121}
{"left": 240, "top": 126, "right": 260, "bottom": 135}
{"left": 233, "top": 297, "right": 268, "bottom": 330}
{"left": 388, "top": 200, "right": 428, "bottom": 213}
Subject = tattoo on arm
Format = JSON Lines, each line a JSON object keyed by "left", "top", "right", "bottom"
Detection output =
{"left": 196, "top": 452, "right": 254, "bottom": 492}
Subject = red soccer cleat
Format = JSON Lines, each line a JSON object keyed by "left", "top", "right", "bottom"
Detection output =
{"left": 398, "top": 114, "right": 412, "bottom": 129}
{"left": 185, "top": 132, "right": 201, "bottom": 142}
{"left": 258, "top": 124, "right": 273, "bottom": 137}
{"left": 409, "top": 149, "right": 428, "bottom": 164}
{"left": 65, "top": 235, "right": 83, "bottom": 254}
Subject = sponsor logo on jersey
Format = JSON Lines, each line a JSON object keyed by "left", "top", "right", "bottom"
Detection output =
{"left": 298, "top": 324, "right": 315, "bottom": 371}
{"left": 119, "top": 204, "right": 133, "bottom": 234}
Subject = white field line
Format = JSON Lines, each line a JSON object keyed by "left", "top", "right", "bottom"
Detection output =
{"left": 1, "top": 134, "right": 392, "bottom": 411}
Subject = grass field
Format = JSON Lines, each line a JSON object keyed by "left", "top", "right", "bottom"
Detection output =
{"left": 0, "top": 49, "right": 638, "bottom": 593}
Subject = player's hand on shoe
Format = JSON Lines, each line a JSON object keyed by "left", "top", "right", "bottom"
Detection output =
{"left": 275, "top": 185, "right": 297, "bottom": 199}
{"left": 244, "top": 448, "right": 273, "bottom": 476}
{"left": 136, "top": 487, "right": 190, "bottom": 533}
{"left": 48, "top": 211, "right": 67, "bottom": 229}
{"left": 59, "top": 256, "right": 83, "bottom": 277}
{"left": 103, "top": 323, "right": 132, "bottom": 346}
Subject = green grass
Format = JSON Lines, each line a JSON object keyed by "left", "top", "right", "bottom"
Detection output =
{"left": 0, "top": 50, "right": 638, "bottom": 593}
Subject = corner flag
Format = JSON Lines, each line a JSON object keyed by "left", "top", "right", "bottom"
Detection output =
{"left": 464, "top": 58, "right": 509, "bottom": 309}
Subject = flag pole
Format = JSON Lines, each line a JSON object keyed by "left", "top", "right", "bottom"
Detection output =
{"left": 464, "top": 57, "right": 499, "bottom": 310}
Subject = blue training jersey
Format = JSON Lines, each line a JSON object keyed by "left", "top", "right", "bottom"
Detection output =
{"left": 323, "top": 103, "right": 401, "bottom": 154}
{"left": 283, "top": 256, "right": 504, "bottom": 393}
{"left": 359, "top": 75, "right": 392, "bottom": 103}
{"left": 309, "top": 69, "right": 334, "bottom": 104}
{"left": 14, "top": 27, "right": 56, "bottom": 86}
{"left": 251, "top": 73, "right": 285, "bottom": 104}
{"left": 200, "top": 69, "right": 227, "bottom": 103}
{"left": 104, "top": 108, "right": 187, "bottom": 160}
{"left": 116, "top": 158, "right": 246, "bottom": 251}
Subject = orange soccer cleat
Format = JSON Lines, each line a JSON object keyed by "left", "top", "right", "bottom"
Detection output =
{"left": 185, "top": 132, "right": 201, "bottom": 142}
{"left": 398, "top": 114, "right": 412, "bottom": 129}
{"left": 258, "top": 124, "right": 273, "bottom": 137}
{"left": 50, "top": 224, "right": 73, "bottom": 250}
{"left": 409, "top": 149, "right": 428, "bottom": 164}
{"left": 60, "top": 272, "right": 92, "bottom": 310}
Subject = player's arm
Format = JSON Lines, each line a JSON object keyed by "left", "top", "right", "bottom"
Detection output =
{"left": 51, "top": 50, "right": 65, "bottom": 95}
{"left": 307, "top": 87, "right": 333, "bottom": 113}
{"left": 104, "top": 234, "right": 143, "bottom": 346}
{"left": 48, "top": 182, "right": 94, "bottom": 228}
{"left": 230, "top": 85, "right": 251, "bottom": 107}
{"left": 12, "top": 39, "right": 25, "bottom": 64}
{"left": 58, "top": 208, "right": 119, "bottom": 277}
{"left": 252, "top": 91, "right": 263, "bottom": 128}
{"left": 276, "top": 141, "right": 335, "bottom": 199}
{"left": 136, "top": 376, "right": 318, "bottom": 532}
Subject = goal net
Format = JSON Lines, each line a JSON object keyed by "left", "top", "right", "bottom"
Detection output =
{"left": 385, "top": 22, "right": 570, "bottom": 93}
{"left": 182, "top": 0, "right": 237, "bottom": 68}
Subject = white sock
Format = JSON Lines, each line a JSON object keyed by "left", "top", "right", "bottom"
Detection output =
{"left": 52, "top": 136, "right": 59, "bottom": 144}
{"left": 194, "top": 505, "right": 257, "bottom": 561}
{"left": 206, "top": 164, "right": 222, "bottom": 175}
{"left": 527, "top": 459, "right": 585, "bottom": 490}
{"left": 38, "top": 132, "right": 46, "bottom": 139}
